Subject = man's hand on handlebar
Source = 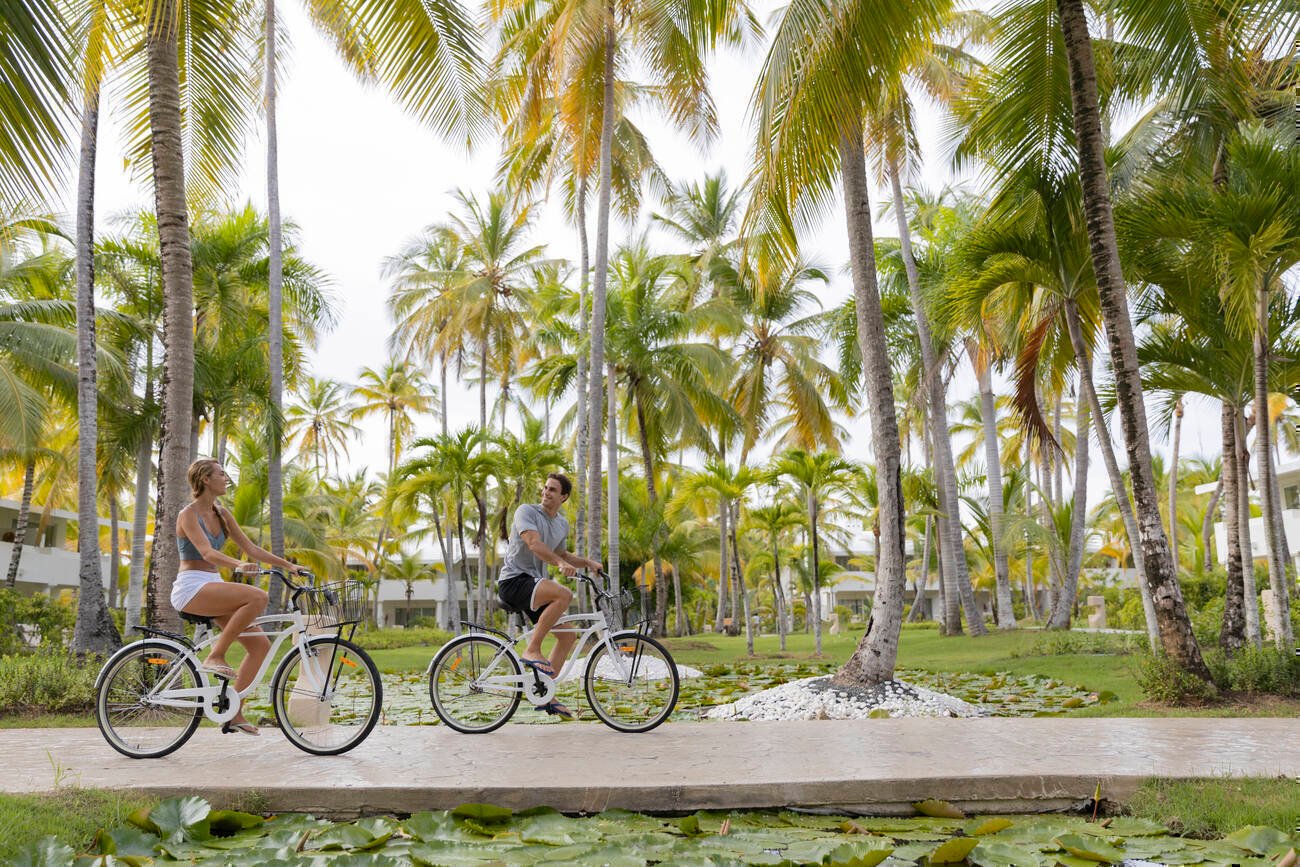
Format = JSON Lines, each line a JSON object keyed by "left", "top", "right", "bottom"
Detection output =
{"left": 557, "top": 562, "right": 578, "bottom": 578}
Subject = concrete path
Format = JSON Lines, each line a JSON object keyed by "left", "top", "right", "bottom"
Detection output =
{"left": 7, "top": 719, "right": 1300, "bottom": 817}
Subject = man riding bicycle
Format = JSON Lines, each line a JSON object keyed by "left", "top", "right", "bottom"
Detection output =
{"left": 497, "top": 472, "right": 601, "bottom": 719}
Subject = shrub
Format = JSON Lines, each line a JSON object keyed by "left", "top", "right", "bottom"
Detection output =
{"left": 1134, "top": 652, "right": 1218, "bottom": 705}
{"left": 900, "top": 620, "right": 939, "bottom": 631}
{"left": 351, "top": 626, "right": 451, "bottom": 651}
{"left": 0, "top": 589, "right": 76, "bottom": 654}
{"left": 1190, "top": 597, "right": 1226, "bottom": 647}
{"left": 1204, "top": 646, "right": 1300, "bottom": 696}
{"left": 1011, "top": 630, "right": 1142, "bottom": 658}
{"left": 1111, "top": 592, "right": 1149, "bottom": 632}
{"left": 0, "top": 653, "right": 99, "bottom": 714}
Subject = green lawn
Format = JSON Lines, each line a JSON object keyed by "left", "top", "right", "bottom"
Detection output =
{"left": 0, "top": 789, "right": 157, "bottom": 863}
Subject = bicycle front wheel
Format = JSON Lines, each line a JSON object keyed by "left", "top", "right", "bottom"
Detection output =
{"left": 96, "top": 640, "right": 204, "bottom": 759}
{"left": 584, "top": 632, "right": 679, "bottom": 733}
{"left": 270, "top": 635, "right": 382, "bottom": 755}
{"left": 429, "top": 634, "right": 522, "bottom": 733}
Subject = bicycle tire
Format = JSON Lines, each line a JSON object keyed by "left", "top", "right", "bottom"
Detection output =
{"left": 96, "top": 640, "right": 204, "bottom": 759}
{"left": 584, "top": 632, "right": 679, "bottom": 733}
{"left": 429, "top": 634, "right": 522, "bottom": 733}
{"left": 269, "top": 635, "right": 382, "bottom": 756}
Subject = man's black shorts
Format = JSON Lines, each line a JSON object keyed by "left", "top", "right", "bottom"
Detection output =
{"left": 498, "top": 574, "right": 544, "bottom": 624}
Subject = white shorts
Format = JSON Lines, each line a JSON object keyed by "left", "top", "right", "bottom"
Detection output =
{"left": 171, "top": 569, "right": 223, "bottom": 612}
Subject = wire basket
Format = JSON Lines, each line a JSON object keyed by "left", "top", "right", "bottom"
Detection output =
{"left": 294, "top": 580, "right": 368, "bottom": 628}
{"left": 600, "top": 585, "right": 645, "bottom": 630}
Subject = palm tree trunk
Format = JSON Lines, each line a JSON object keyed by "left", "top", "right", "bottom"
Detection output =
{"left": 456, "top": 498, "right": 472, "bottom": 626}
{"left": 69, "top": 80, "right": 119, "bottom": 655}
{"left": 730, "top": 517, "right": 754, "bottom": 656}
{"left": 910, "top": 516, "right": 932, "bottom": 622}
{"left": 585, "top": 8, "right": 616, "bottom": 575}
{"left": 1220, "top": 402, "right": 1246, "bottom": 651}
{"left": 1235, "top": 409, "right": 1262, "bottom": 645}
{"left": 575, "top": 176, "right": 590, "bottom": 565}
{"left": 143, "top": 0, "right": 196, "bottom": 634}
{"left": 834, "top": 125, "right": 908, "bottom": 685}
{"left": 1168, "top": 398, "right": 1183, "bottom": 574}
{"left": 1050, "top": 393, "right": 1089, "bottom": 629}
{"left": 888, "top": 160, "right": 983, "bottom": 637}
{"left": 475, "top": 496, "right": 488, "bottom": 629}
{"left": 605, "top": 364, "right": 620, "bottom": 620}
{"left": 1063, "top": 298, "right": 1159, "bottom": 648}
{"left": 771, "top": 538, "right": 788, "bottom": 648}
{"left": 6, "top": 459, "right": 36, "bottom": 588}
{"left": 265, "top": 0, "right": 287, "bottom": 613}
{"left": 672, "top": 560, "right": 687, "bottom": 636}
{"left": 1202, "top": 477, "right": 1222, "bottom": 573}
{"left": 108, "top": 497, "right": 120, "bottom": 609}
{"left": 634, "top": 395, "right": 668, "bottom": 636}
{"left": 1055, "top": 0, "right": 1209, "bottom": 680}
{"left": 1253, "top": 286, "right": 1292, "bottom": 647}
{"left": 808, "top": 491, "right": 823, "bottom": 656}
{"left": 714, "top": 495, "right": 729, "bottom": 633}
{"left": 126, "top": 429, "right": 151, "bottom": 633}
{"left": 971, "top": 342, "right": 1014, "bottom": 628}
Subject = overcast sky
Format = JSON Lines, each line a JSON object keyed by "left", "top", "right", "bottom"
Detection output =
{"left": 83, "top": 1, "right": 1241, "bottom": 518}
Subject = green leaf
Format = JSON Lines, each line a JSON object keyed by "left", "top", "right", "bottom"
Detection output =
{"left": 1052, "top": 832, "right": 1125, "bottom": 863}
{"left": 307, "top": 823, "right": 378, "bottom": 851}
{"left": 10, "top": 837, "right": 76, "bottom": 867}
{"left": 825, "top": 840, "right": 894, "bottom": 866}
{"left": 969, "top": 840, "right": 1049, "bottom": 866}
{"left": 405, "top": 811, "right": 487, "bottom": 843}
{"left": 913, "top": 799, "right": 966, "bottom": 819}
{"left": 451, "top": 803, "right": 514, "bottom": 823}
{"left": 930, "top": 836, "right": 980, "bottom": 863}
{"left": 144, "top": 796, "right": 212, "bottom": 842}
{"left": 970, "top": 818, "right": 1014, "bottom": 836}
{"left": 208, "top": 809, "right": 266, "bottom": 836}
{"left": 677, "top": 815, "right": 704, "bottom": 836}
{"left": 1223, "top": 826, "right": 1293, "bottom": 855}
{"left": 1085, "top": 817, "right": 1168, "bottom": 837}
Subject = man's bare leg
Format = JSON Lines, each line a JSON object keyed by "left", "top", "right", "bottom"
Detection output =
{"left": 523, "top": 578, "right": 572, "bottom": 670}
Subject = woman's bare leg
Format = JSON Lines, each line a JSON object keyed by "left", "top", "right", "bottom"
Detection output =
{"left": 184, "top": 582, "right": 269, "bottom": 670}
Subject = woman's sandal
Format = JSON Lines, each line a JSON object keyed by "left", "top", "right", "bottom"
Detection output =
{"left": 535, "top": 700, "right": 576, "bottom": 720}
{"left": 201, "top": 660, "right": 236, "bottom": 680}
{"left": 221, "top": 720, "right": 260, "bottom": 736}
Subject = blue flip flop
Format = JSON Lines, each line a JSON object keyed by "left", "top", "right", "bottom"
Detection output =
{"left": 521, "top": 658, "right": 556, "bottom": 678}
{"left": 535, "top": 700, "right": 575, "bottom": 720}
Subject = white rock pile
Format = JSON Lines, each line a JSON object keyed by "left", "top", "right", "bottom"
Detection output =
{"left": 703, "top": 676, "right": 984, "bottom": 721}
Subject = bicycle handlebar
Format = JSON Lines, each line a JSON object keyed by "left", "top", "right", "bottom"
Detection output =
{"left": 239, "top": 566, "right": 317, "bottom": 600}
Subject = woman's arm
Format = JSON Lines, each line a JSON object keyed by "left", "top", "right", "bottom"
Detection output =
{"left": 221, "top": 507, "right": 305, "bottom": 573}
{"left": 177, "top": 508, "right": 244, "bottom": 570}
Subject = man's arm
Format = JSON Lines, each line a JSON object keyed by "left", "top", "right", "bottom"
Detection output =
{"left": 521, "top": 530, "right": 578, "bottom": 576}
{"left": 558, "top": 547, "right": 602, "bottom": 573}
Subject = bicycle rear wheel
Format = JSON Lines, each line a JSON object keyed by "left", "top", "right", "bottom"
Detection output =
{"left": 584, "top": 632, "right": 679, "bottom": 733}
{"left": 96, "top": 641, "right": 204, "bottom": 759}
{"left": 270, "top": 635, "right": 382, "bottom": 755}
{"left": 429, "top": 634, "right": 522, "bottom": 733}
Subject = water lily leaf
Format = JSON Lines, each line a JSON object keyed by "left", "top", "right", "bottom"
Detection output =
{"left": 968, "top": 840, "right": 1049, "bottom": 866}
{"left": 930, "top": 836, "right": 980, "bottom": 863}
{"left": 452, "top": 803, "right": 514, "bottom": 824}
{"left": 1223, "top": 826, "right": 1293, "bottom": 855}
{"left": 307, "top": 822, "right": 380, "bottom": 851}
{"left": 1052, "top": 832, "right": 1125, "bottom": 863}
{"left": 10, "top": 837, "right": 76, "bottom": 867}
{"left": 824, "top": 840, "right": 894, "bottom": 866}
{"left": 518, "top": 814, "right": 603, "bottom": 846}
{"left": 913, "top": 799, "right": 966, "bottom": 819}
{"left": 971, "top": 818, "right": 1015, "bottom": 836}
{"left": 208, "top": 809, "right": 266, "bottom": 836}
{"left": 405, "top": 812, "right": 488, "bottom": 843}
{"left": 142, "top": 796, "right": 211, "bottom": 842}
{"left": 677, "top": 815, "right": 704, "bottom": 836}
{"left": 784, "top": 837, "right": 852, "bottom": 862}
{"left": 1082, "top": 818, "right": 1167, "bottom": 838}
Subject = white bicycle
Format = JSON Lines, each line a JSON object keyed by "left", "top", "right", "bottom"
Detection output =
{"left": 428, "top": 571, "right": 680, "bottom": 734}
{"left": 94, "top": 569, "right": 382, "bottom": 758}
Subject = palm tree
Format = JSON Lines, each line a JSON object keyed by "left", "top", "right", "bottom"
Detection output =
{"left": 286, "top": 377, "right": 358, "bottom": 478}
{"left": 743, "top": 501, "right": 803, "bottom": 649}
{"left": 768, "top": 449, "right": 857, "bottom": 657}
{"left": 750, "top": 0, "right": 948, "bottom": 685}
{"left": 352, "top": 358, "right": 436, "bottom": 479}
{"left": 605, "top": 245, "right": 738, "bottom": 635}
{"left": 0, "top": 0, "right": 71, "bottom": 203}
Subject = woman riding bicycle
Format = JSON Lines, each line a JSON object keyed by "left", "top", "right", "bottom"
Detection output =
{"left": 172, "top": 458, "right": 307, "bottom": 735}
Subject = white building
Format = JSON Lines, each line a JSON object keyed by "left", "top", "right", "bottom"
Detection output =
{"left": 1205, "top": 460, "right": 1300, "bottom": 571}
{"left": 1, "top": 498, "right": 112, "bottom": 596}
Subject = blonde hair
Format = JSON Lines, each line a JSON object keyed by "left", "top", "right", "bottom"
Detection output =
{"left": 186, "top": 459, "right": 230, "bottom": 537}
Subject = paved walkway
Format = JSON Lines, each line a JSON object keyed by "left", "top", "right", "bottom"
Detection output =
{"left": 7, "top": 719, "right": 1299, "bottom": 817}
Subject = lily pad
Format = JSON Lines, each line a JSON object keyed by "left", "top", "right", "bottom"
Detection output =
{"left": 929, "top": 837, "right": 980, "bottom": 863}
{"left": 1052, "top": 832, "right": 1125, "bottom": 863}
{"left": 1223, "top": 826, "right": 1294, "bottom": 855}
{"left": 913, "top": 799, "right": 965, "bottom": 819}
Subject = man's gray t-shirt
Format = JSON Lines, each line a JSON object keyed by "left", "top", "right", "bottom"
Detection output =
{"left": 498, "top": 503, "right": 569, "bottom": 584}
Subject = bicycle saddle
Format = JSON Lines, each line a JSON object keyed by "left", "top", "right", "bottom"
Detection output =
{"left": 179, "top": 610, "right": 215, "bottom": 628}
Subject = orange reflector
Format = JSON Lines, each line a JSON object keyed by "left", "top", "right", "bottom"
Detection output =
{"left": 146, "top": 658, "right": 169, "bottom": 665}
{"left": 619, "top": 645, "right": 636, "bottom": 653}
{"left": 449, "top": 657, "right": 462, "bottom": 671}
{"left": 339, "top": 656, "right": 357, "bottom": 668}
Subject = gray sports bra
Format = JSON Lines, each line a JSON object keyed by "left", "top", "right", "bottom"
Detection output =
{"left": 177, "top": 512, "right": 226, "bottom": 560}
